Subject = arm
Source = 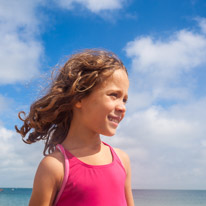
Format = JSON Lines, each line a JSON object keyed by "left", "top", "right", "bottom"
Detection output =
{"left": 124, "top": 154, "right": 135, "bottom": 206}
{"left": 29, "top": 153, "right": 64, "bottom": 206}
{"left": 114, "top": 148, "right": 135, "bottom": 206}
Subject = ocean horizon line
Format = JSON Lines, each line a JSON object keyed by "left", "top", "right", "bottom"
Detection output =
{"left": 1, "top": 188, "right": 206, "bottom": 206}
{"left": 1, "top": 187, "right": 206, "bottom": 191}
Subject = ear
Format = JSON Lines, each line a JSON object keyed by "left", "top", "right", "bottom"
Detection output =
{"left": 74, "top": 100, "right": 82, "bottom": 109}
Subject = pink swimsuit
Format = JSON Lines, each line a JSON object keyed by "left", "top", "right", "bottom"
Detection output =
{"left": 54, "top": 142, "right": 127, "bottom": 206}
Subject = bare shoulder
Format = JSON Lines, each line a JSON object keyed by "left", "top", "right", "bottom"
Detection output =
{"left": 38, "top": 150, "right": 64, "bottom": 179}
{"left": 35, "top": 150, "right": 65, "bottom": 188}
{"left": 41, "top": 150, "right": 64, "bottom": 170}
{"left": 113, "top": 148, "right": 131, "bottom": 173}
{"left": 29, "top": 150, "right": 64, "bottom": 206}
{"left": 114, "top": 148, "right": 129, "bottom": 160}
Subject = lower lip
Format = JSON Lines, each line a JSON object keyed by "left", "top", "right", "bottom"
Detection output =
{"left": 108, "top": 119, "right": 119, "bottom": 127}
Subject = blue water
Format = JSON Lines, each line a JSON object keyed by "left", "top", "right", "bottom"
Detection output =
{"left": 0, "top": 188, "right": 31, "bottom": 206}
{"left": 133, "top": 189, "right": 206, "bottom": 206}
{"left": 0, "top": 188, "right": 206, "bottom": 205}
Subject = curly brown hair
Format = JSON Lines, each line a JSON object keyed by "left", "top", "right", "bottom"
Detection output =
{"left": 15, "top": 49, "right": 127, "bottom": 155}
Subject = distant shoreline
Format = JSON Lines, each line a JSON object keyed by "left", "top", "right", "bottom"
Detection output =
{"left": 0, "top": 187, "right": 206, "bottom": 191}
{"left": 1, "top": 188, "right": 206, "bottom": 206}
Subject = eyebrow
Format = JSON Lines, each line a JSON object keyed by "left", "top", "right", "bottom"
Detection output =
{"left": 108, "top": 89, "right": 128, "bottom": 98}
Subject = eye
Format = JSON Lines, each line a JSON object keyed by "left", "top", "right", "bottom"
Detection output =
{"left": 109, "top": 92, "right": 118, "bottom": 99}
{"left": 123, "top": 98, "right": 128, "bottom": 104}
{"left": 110, "top": 93, "right": 118, "bottom": 98}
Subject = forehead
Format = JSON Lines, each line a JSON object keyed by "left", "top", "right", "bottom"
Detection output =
{"left": 100, "top": 69, "right": 129, "bottom": 91}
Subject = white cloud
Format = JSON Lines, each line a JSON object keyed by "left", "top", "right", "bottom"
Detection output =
{"left": 0, "top": 125, "right": 44, "bottom": 187}
{"left": 0, "top": 0, "right": 126, "bottom": 85}
{"left": 54, "top": 0, "right": 125, "bottom": 13}
{"left": 0, "top": 34, "right": 42, "bottom": 84}
{"left": 126, "top": 104, "right": 204, "bottom": 147}
{"left": 0, "top": 0, "right": 43, "bottom": 84}
{"left": 0, "top": 0, "right": 40, "bottom": 32}
{"left": 125, "top": 20, "right": 206, "bottom": 103}
{"left": 0, "top": 1, "right": 44, "bottom": 185}
{"left": 125, "top": 30, "right": 206, "bottom": 75}
{"left": 197, "top": 17, "right": 206, "bottom": 34}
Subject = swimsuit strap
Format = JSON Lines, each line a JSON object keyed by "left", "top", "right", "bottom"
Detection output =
{"left": 102, "top": 141, "right": 126, "bottom": 173}
{"left": 53, "top": 144, "right": 70, "bottom": 206}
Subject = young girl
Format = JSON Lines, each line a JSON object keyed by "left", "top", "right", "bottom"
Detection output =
{"left": 16, "top": 49, "right": 134, "bottom": 206}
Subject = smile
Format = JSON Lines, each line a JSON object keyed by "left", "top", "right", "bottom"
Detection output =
{"left": 108, "top": 115, "right": 121, "bottom": 124}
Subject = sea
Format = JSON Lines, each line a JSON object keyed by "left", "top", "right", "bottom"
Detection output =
{"left": 0, "top": 188, "right": 206, "bottom": 206}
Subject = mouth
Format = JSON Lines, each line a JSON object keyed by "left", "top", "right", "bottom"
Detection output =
{"left": 108, "top": 115, "right": 121, "bottom": 124}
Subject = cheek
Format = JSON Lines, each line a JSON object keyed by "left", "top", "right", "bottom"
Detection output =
{"left": 97, "top": 99, "right": 114, "bottom": 111}
{"left": 105, "top": 99, "right": 116, "bottom": 108}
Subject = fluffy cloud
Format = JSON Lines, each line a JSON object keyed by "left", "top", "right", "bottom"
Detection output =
{"left": 0, "top": 125, "right": 44, "bottom": 187}
{"left": 125, "top": 30, "right": 206, "bottom": 76}
{"left": 0, "top": 0, "right": 126, "bottom": 85}
{"left": 125, "top": 19, "right": 206, "bottom": 105}
{"left": 54, "top": 0, "right": 125, "bottom": 13}
{"left": 197, "top": 17, "right": 206, "bottom": 34}
{"left": 0, "top": 0, "right": 43, "bottom": 84}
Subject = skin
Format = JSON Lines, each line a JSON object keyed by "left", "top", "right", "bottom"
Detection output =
{"left": 29, "top": 69, "right": 134, "bottom": 206}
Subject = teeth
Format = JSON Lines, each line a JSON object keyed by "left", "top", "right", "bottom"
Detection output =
{"left": 108, "top": 116, "right": 119, "bottom": 123}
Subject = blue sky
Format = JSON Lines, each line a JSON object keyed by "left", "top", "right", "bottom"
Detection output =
{"left": 1, "top": 0, "right": 206, "bottom": 189}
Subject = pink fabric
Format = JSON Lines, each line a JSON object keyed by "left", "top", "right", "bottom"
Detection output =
{"left": 53, "top": 144, "right": 70, "bottom": 206}
{"left": 54, "top": 142, "right": 127, "bottom": 206}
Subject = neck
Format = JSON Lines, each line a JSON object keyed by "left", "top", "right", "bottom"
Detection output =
{"left": 62, "top": 121, "right": 102, "bottom": 151}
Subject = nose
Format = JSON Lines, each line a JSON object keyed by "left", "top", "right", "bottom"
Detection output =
{"left": 116, "top": 102, "right": 126, "bottom": 113}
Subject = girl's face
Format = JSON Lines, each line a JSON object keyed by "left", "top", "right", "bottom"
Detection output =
{"left": 75, "top": 69, "right": 129, "bottom": 136}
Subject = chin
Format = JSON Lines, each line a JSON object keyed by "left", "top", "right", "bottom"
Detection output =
{"left": 101, "top": 130, "right": 116, "bottom": 137}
